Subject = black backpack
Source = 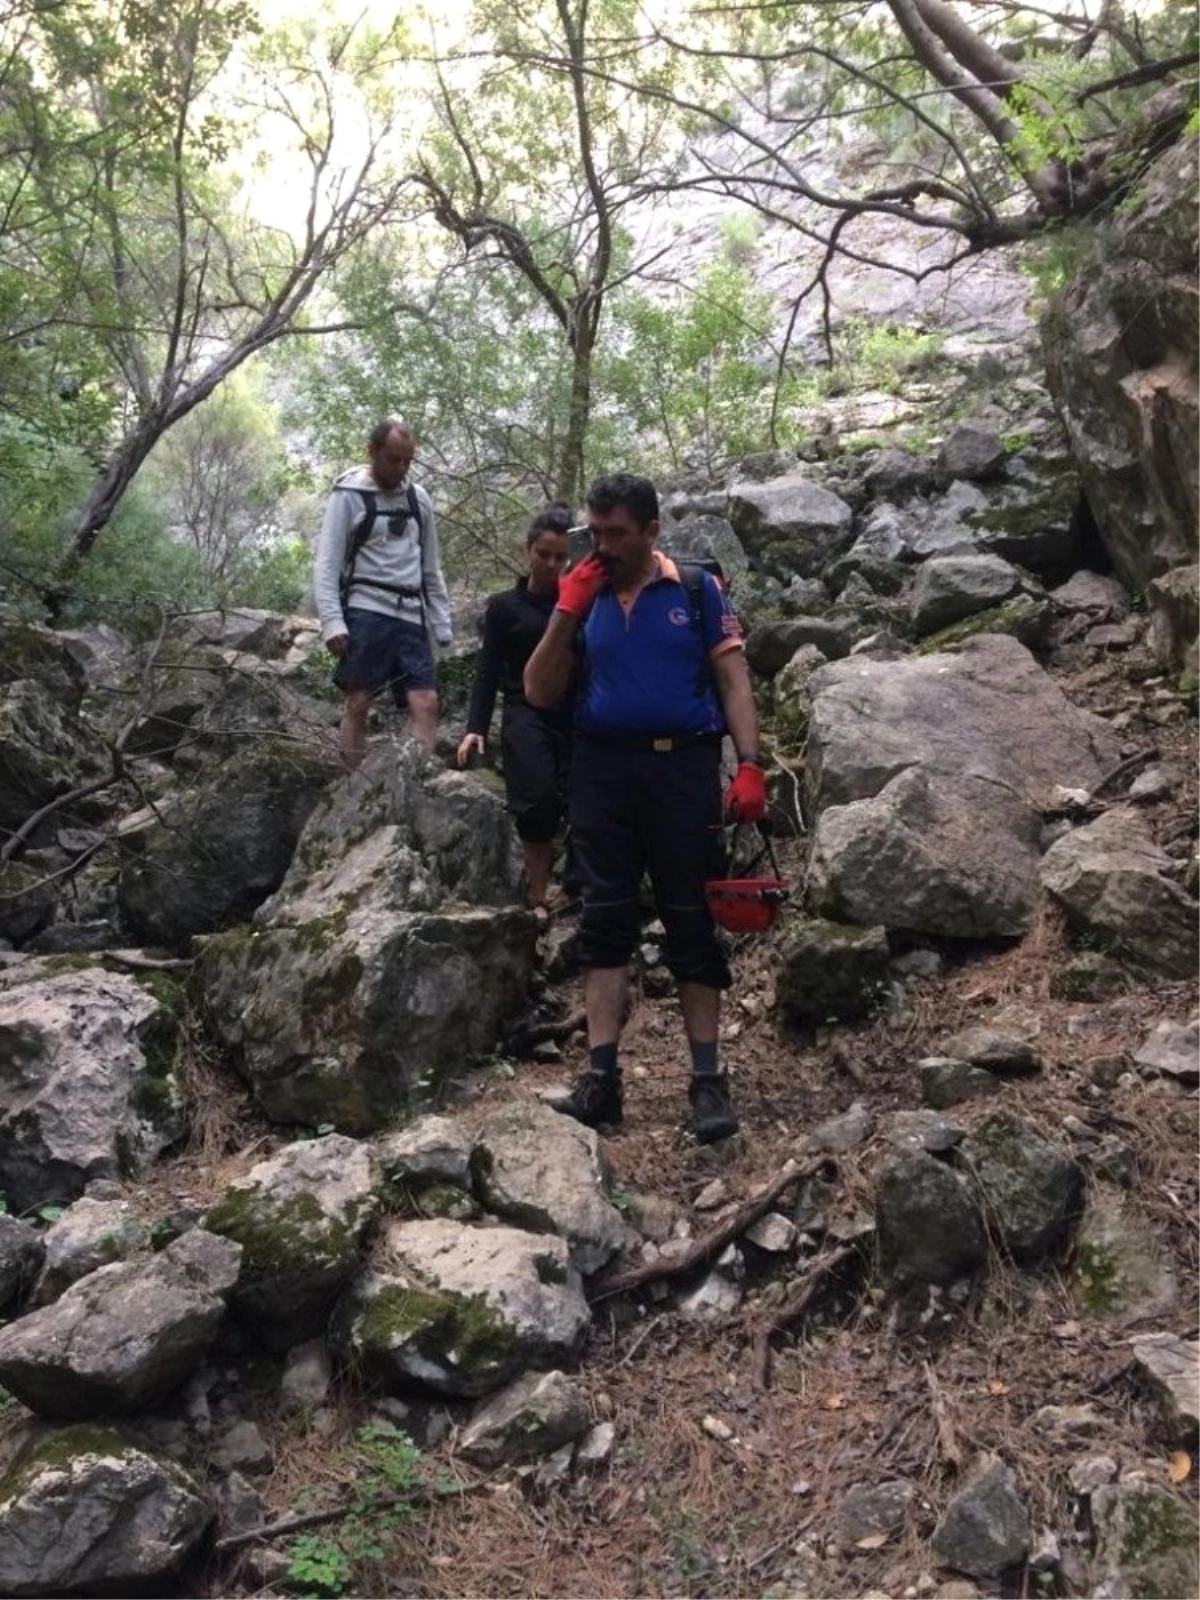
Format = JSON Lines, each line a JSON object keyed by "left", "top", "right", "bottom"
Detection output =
{"left": 337, "top": 485, "right": 426, "bottom": 612}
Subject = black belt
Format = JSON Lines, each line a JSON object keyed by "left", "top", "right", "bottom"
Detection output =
{"left": 578, "top": 729, "right": 720, "bottom": 752}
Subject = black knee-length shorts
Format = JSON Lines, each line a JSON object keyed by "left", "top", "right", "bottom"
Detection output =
{"left": 501, "top": 701, "right": 571, "bottom": 844}
{"left": 570, "top": 734, "right": 730, "bottom": 989}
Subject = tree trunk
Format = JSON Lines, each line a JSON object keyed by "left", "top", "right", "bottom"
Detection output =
{"left": 556, "top": 319, "right": 594, "bottom": 506}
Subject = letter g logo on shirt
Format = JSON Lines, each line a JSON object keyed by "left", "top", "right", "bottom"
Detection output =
{"left": 667, "top": 607, "right": 690, "bottom": 627}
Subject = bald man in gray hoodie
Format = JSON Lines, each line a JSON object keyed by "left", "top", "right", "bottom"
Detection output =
{"left": 313, "top": 419, "right": 453, "bottom": 765}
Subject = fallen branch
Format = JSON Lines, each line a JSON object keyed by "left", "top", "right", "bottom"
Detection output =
{"left": 923, "top": 1360, "right": 963, "bottom": 1472}
{"left": 753, "top": 1243, "right": 858, "bottom": 1389}
{"left": 1089, "top": 746, "right": 1158, "bottom": 801}
{"left": 104, "top": 951, "right": 193, "bottom": 971}
{"left": 591, "top": 1157, "right": 828, "bottom": 1301}
{"left": 215, "top": 1475, "right": 490, "bottom": 1553}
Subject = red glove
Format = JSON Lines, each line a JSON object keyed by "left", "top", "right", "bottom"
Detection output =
{"left": 724, "top": 761, "right": 766, "bottom": 823}
{"left": 556, "top": 555, "right": 607, "bottom": 619}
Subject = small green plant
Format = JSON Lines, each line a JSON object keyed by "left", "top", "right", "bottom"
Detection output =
{"left": 286, "top": 1535, "right": 352, "bottom": 1598}
{"left": 285, "top": 1425, "right": 424, "bottom": 1595}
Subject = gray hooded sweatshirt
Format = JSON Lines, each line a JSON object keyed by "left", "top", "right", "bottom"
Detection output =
{"left": 313, "top": 465, "right": 453, "bottom": 645}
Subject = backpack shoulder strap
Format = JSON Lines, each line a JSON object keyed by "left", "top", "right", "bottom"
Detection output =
{"left": 677, "top": 562, "right": 708, "bottom": 637}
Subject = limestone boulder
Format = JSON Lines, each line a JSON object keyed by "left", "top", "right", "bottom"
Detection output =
{"left": 772, "top": 644, "right": 828, "bottom": 745}
{"left": 875, "top": 1152, "right": 986, "bottom": 1288}
{"left": 333, "top": 1219, "right": 589, "bottom": 1397}
{"left": 658, "top": 516, "right": 750, "bottom": 584}
{"left": 909, "top": 554, "right": 1027, "bottom": 637}
{"left": 932, "top": 1456, "right": 1030, "bottom": 1578}
{"left": 0, "top": 1230, "right": 240, "bottom": 1418}
{"left": 117, "top": 739, "right": 337, "bottom": 951}
{"left": 774, "top": 919, "right": 890, "bottom": 1025}
{"left": 804, "top": 635, "right": 1118, "bottom": 940}
{"left": 0, "top": 1216, "right": 43, "bottom": 1310}
{"left": 459, "top": 1370, "right": 589, "bottom": 1467}
{"left": 471, "top": 1101, "right": 632, "bottom": 1276}
{"left": 1128, "top": 1333, "right": 1199, "bottom": 1446}
{"left": 56, "top": 624, "right": 135, "bottom": 690}
{"left": 959, "top": 1112, "right": 1083, "bottom": 1264}
{"left": 0, "top": 966, "right": 186, "bottom": 1213}
{"left": 1146, "top": 562, "right": 1198, "bottom": 678}
{"left": 32, "top": 1197, "right": 152, "bottom": 1306}
{"left": 0, "top": 681, "right": 95, "bottom": 839}
{"left": 726, "top": 474, "right": 854, "bottom": 578}
{"left": 808, "top": 768, "right": 1042, "bottom": 938}
{"left": 1041, "top": 808, "right": 1198, "bottom": 979}
{"left": 0, "top": 860, "right": 57, "bottom": 946}
{"left": 1042, "top": 136, "right": 1198, "bottom": 595}
{"left": 197, "top": 746, "right": 534, "bottom": 1133}
{"left": 204, "top": 1135, "right": 375, "bottom": 1351}
{"left": 0, "top": 1424, "right": 211, "bottom": 1597}
{"left": 936, "top": 421, "right": 1007, "bottom": 483}
{"left": 745, "top": 618, "right": 853, "bottom": 677}
{"left": 1089, "top": 1480, "right": 1198, "bottom": 1599}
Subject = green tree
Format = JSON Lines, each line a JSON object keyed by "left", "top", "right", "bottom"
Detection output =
{"left": 1, "top": 0, "right": 419, "bottom": 612}
{"left": 409, "top": 0, "right": 698, "bottom": 504}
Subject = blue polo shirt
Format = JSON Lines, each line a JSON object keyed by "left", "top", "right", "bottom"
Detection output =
{"left": 576, "top": 555, "right": 744, "bottom": 736}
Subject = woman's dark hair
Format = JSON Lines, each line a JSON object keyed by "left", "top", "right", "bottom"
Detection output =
{"left": 526, "top": 502, "right": 573, "bottom": 546}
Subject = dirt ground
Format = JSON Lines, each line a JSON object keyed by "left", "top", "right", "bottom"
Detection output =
{"left": 173, "top": 638, "right": 1197, "bottom": 1600}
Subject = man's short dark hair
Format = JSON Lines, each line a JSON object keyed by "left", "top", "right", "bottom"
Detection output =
{"left": 368, "top": 418, "right": 414, "bottom": 451}
{"left": 586, "top": 473, "right": 658, "bottom": 529}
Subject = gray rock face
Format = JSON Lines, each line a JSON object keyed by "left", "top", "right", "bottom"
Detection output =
{"left": 960, "top": 1112, "right": 1083, "bottom": 1264}
{"left": 864, "top": 448, "right": 931, "bottom": 499}
{"left": 909, "top": 555, "right": 1026, "bottom": 637}
{"left": 0, "top": 1230, "right": 240, "bottom": 1418}
{"left": 471, "top": 1102, "right": 631, "bottom": 1277}
{"left": 197, "top": 744, "right": 536, "bottom": 1133}
{"left": 931, "top": 1457, "right": 1030, "bottom": 1578}
{"left": 745, "top": 618, "right": 854, "bottom": 677}
{"left": 937, "top": 1028, "right": 1040, "bottom": 1075}
{"left": 919, "top": 1058, "right": 1003, "bottom": 1111}
{"left": 875, "top": 1152, "right": 986, "bottom": 1287}
{"left": 774, "top": 919, "right": 890, "bottom": 1026}
{"left": 0, "top": 967, "right": 185, "bottom": 1212}
{"left": 1042, "top": 137, "right": 1198, "bottom": 595}
{"left": 1089, "top": 1480, "right": 1198, "bottom": 1600}
{"left": 658, "top": 516, "right": 750, "bottom": 584}
{"left": 459, "top": 1370, "right": 589, "bottom": 1467}
{"left": 1128, "top": 1333, "right": 1199, "bottom": 1445}
{"left": 0, "top": 680, "right": 93, "bottom": 839}
{"left": 56, "top": 624, "right": 135, "bottom": 689}
{"left": 772, "top": 644, "right": 829, "bottom": 745}
{"left": 118, "top": 740, "right": 337, "bottom": 951}
{"left": 1041, "top": 809, "right": 1199, "bottom": 980}
{"left": 936, "top": 423, "right": 1007, "bottom": 483}
{"left": 1072, "top": 1196, "right": 1177, "bottom": 1323}
{"left": 0, "top": 1424, "right": 211, "bottom": 1597}
{"left": 727, "top": 474, "right": 855, "bottom": 577}
{"left": 1132, "top": 1014, "right": 1199, "bottom": 1085}
{"left": 809, "top": 768, "right": 1042, "bottom": 939}
{"left": 33, "top": 1197, "right": 152, "bottom": 1306}
{"left": 0, "top": 1215, "right": 43, "bottom": 1309}
{"left": 804, "top": 635, "right": 1118, "bottom": 940}
{"left": 837, "top": 1478, "right": 915, "bottom": 1549}
{"left": 375, "top": 1115, "right": 474, "bottom": 1191}
{"left": 0, "top": 860, "right": 57, "bottom": 945}
{"left": 1146, "top": 562, "right": 1198, "bottom": 676}
{"left": 1050, "top": 570, "right": 1130, "bottom": 621}
{"left": 334, "top": 1219, "right": 589, "bottom": 1397}
{"left": 204, "top": 1134, "right": 375, "bottom": 1352}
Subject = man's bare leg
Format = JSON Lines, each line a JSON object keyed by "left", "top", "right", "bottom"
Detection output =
{"left": 678, "top": 981, "right": 719, "bottom": 1043}
{"left": 406, "top": 688, "right": 438, "bottom": 751}
{"left": 584, "top": 964, "right": 629, "bottom": 1047}
{"left": 339, "top": 688, "right": 372, "bottom": 771}
{"left": 524, "top": 840, "right": 555, "bottom": 909}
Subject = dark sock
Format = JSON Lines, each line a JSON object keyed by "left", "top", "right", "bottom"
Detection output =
{"left": 589, "top": 1042, "right": 619, "bottom": 1079}
{"left": 688, "top": 1038, "right": 719, "bottom": 1078}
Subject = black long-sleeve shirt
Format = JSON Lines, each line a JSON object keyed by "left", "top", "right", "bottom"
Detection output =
{"left": 466, "top": 578, "right": 572, "bottom": 736}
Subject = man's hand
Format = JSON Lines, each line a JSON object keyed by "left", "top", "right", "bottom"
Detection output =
{"left": 457, "top": 732, "right": 485, "bottom": 768}
{"left": 326, "top": 634, "right": 349, "bottom": 659}
{"left": 555, "top": 554, "right": 607, "bottom": 619}
{"left": 724, "top": 761, "right": 766, "bottom": 823}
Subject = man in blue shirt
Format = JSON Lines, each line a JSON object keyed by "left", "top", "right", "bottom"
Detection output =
{"left": 525, "top": 473, "right": 766, "bottom": 1144}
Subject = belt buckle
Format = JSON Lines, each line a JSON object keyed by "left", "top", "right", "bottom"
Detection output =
{"left": 652, "top": 737, "right": 673, "bottom": 752}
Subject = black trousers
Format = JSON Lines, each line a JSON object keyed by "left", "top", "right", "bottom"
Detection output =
{"left": 501, "top": 701, "right": 571, "bottom": 844}
{"left": 570, "top": 735, "right": 730, "bottom": 989}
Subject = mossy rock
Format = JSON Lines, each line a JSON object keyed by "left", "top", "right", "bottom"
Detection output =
{"left": 915, "top": 594, "right": 1053, "bottom": 654}
{"left": 336, "top": 1279, "right": 522, "bottom": 1398}
{"left": 1091, "top": 1482, "right": 1198, "bottom": 1600}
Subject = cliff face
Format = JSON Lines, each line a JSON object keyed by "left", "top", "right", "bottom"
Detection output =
{"left": 1042, "top": 137, "right": 1199, "bottom": 603}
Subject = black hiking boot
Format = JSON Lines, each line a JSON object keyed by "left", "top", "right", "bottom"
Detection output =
{"left": 688, "top": 1074, "right": 739, "bottom": 1144}
{"left": 553, "top": 1070, "right": 623, "bottom": 1130}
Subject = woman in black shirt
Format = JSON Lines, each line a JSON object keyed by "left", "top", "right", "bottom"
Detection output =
{"left": 457, "top": 505, "right": 573, "bottom": 913}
